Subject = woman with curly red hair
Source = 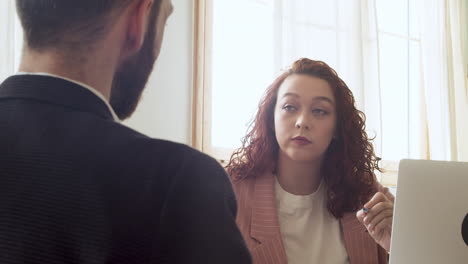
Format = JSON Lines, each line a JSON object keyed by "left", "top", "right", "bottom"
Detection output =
{"left": 226, "top": 58, "right": 394, "bottom": 264}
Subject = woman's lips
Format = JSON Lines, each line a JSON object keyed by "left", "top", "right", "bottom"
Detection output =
{"left": 291, "top": 136, "right": 311, "bottom": 145}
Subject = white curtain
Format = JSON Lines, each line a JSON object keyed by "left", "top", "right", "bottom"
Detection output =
{"left": 274, "top": 0, "right": 467, "bottom": 163}
{"left": 419, "top": 0, "right": 453, "bottom": 160}
{"left": 419, "top": 0, "right": 468, "bottom": 161}
{"left": 274, "top": 0, "right": 386, "bottom": 158}
{"left": 446, "top": 0, "right": 468, "bottom": 161}
{"left": 361, "top": 0, "right": 383, "bottom": 156}
{"left": 0, "top": 1, "right": 23, "bottom": 82}
{"left": 275, "top": 0, "right": 367, "bottom": 109}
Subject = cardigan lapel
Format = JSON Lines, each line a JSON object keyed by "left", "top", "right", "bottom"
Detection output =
{"left": 340, "top": 212, "right": 380, "bottom": 264}
{"left": 248, "top": 171, "right": 381, "bottom": 264}
{"left": 249, "top": 171, "right": 288, "bottom": 264}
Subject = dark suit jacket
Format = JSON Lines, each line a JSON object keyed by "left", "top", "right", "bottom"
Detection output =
{"left": 0, "top": 75, "right": 251, "bottom": 264}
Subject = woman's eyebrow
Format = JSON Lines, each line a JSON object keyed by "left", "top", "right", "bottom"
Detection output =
{"left": 312, "top": 96, "right": 335, "bottom": 105}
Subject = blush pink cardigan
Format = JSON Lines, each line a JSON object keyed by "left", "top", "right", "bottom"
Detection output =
{"left": 232, "top": 171, "right": 391, "bottom": 264}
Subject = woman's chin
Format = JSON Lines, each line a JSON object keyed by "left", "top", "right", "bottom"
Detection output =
{"left": 286, "top": 152, "right": 321, "bottom": 163}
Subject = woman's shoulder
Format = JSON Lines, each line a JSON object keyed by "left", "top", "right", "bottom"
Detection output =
{"left": 230, "top": 173, "right": 254, "bottom": 190}
{"left": 228, "top": 172, "right": 261, "bottom": 204}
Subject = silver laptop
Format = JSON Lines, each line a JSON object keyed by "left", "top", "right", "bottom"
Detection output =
{"left": 389, "top": 159, "right": 468, "bottom": 264}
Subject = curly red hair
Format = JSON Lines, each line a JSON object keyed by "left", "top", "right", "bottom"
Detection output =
{"left": 226, "top": 58, "right": 381, "bottom": 218}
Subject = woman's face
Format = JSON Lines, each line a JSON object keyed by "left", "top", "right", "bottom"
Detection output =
{"left": 274, "top": 74, "right": 337, "bottom": 163}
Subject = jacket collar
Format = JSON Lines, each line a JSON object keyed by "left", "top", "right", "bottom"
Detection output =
{"left": 249, "top": 171, "right": 287, "bottom": 263}
{"left": 341, "top": 211, "right": 381, "bottom": 263}
{"left": 251, "top": 170, "right": 282, "bottom": 241}
{"left": 0, "top": 75, "right": 117, "bottom": 121}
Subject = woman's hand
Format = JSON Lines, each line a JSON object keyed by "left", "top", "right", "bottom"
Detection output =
{"left": 356, "top": 188, "right": 395, "bottom": 252}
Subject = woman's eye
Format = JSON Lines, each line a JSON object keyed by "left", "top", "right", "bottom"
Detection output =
{"left": 312, "top": 109, "right": 328, "bottom": 116}
{"left": 283, "top": 105, "right": 296, "bottom": 112}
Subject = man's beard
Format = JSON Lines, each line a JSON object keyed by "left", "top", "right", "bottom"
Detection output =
{"left": 110, "top": 24, "right": 157, "bottom": 120}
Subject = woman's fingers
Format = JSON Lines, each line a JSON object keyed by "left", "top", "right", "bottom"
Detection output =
{"left": 363, "top": 201, "right": 393, "bottom": 225}
{"left": 356, "top": 190, "right": 395, "bottom": 252}
{"left": 364, "top": 192, "right": 389, "bottom": 209}
{"left": 367, "top": 208, "right": 393, "bottom": 233}
{"left": 370, "top": 217, "right": 392, "bottom": 238}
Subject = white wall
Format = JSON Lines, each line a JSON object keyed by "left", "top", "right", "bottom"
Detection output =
{"left": 124, "top": 0, "right": 194, "bottom": 145}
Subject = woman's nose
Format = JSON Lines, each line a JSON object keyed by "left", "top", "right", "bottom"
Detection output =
{"left": 295, "top": 114, "right": 310, "bottom": 130}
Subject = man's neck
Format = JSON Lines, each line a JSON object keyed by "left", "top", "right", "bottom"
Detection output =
{"left": 18, "top": 49, "right": 116, "bottom": 101}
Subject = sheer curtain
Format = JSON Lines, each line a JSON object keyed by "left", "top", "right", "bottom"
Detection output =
{"left": 275, "top": 0, "right": 387, "bottom": 161}
{"left": 419, "top": 0, "right": 468, "bottom": 161}
{"left": 0, "top": 1, "right": 23, "bottom": 82}
{"left": 445, "top": 0, "right": 468, "bottom": 161}
{"left": 275, "top": 0, "right": 467, "bottom": 164}
{"left": 275, "top": 0, "right": 367, "bottom": 109}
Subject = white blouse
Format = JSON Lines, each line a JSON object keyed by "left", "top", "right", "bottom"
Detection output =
{"left": 275, "top": 178, "right": 349, "bottom": 264}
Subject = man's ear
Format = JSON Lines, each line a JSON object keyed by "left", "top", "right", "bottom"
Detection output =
{"left": 123, "top": 0, "right": 154, "bottom": 56}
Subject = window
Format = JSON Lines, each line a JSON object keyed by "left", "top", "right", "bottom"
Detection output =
{"left": 195, "top": 0, "right": 468, "bottom": 185}
{"left": 195, "top": 0, "right": 467, "bottom": 187}
{"left": 210, "top": 0, "right": 275, "bottom": 157}
{"left": 372, "top": 0, "right": 424, "bottom": 184}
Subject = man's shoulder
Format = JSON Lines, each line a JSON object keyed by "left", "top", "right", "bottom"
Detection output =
{"left": 98, "top": 121, "right": 224, "bottom": 173}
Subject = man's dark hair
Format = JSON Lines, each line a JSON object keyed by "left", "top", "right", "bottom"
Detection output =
{"left": 16, "top": 0, "right": 156, "bottom": 51}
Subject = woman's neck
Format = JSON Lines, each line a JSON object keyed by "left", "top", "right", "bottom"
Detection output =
{"left": 276, "top": 153, "right": 323, "bottom": 195}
